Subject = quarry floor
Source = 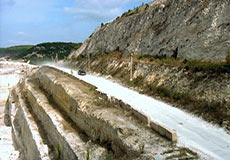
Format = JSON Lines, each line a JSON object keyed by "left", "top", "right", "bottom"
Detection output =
{"left": 0, "top": 61, "right": 34, "bottom": 160}
{"left": 0, "top": 72, "right": 18, "bottom": 160}
{"left": 0, "top": 106, "right": 19, "bottom": 160}
{"left": 1, "top": 61, "right": 230, "bottom": 159}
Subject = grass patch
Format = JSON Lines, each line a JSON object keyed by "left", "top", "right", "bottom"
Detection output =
{"left": 163, "top": 147, "right": 199, "bottom": 159}
{"left": 87, "top": 148, "right": 90, "bottom": 160}
{"left": 144, "top": 84, "right": 228, "bottom": 125}
{"left": 135, "top": 54, "right": 183, "bottom": 68}
{"left": 74, "top": 52, "right": 230, "bottom": 74}
{"left": 105, "top": 152, "right": 114, "bottom": 160}
{"left": 121, "top": 8, "right": 139, "bottom": 17}
{"left": 84, "top": 85, "right": 97, "bottom": 96}
{"left": 135, "top": 54, "right": 230, "bottom": 74}
{"left": 185, "top": 60, "right": 230, "bottom": 73}
{"left": 129, "top": 76, "right": 144, "bottom": 87}
{"left": 88, "top": 86, "right": 96, "bottom": 92}
{"left": 165, "top": 147, "right": 199, "bottom": 159}
{"left": 145, "top": 84, "right": 191, "bottom": 105}
{"left": 56, "top": 144, "right": 61, "bottom": 160}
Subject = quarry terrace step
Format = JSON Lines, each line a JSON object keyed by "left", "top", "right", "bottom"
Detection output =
{"left": 24, "top": 79, "right": 110, "bottom": 160}
{"left": 33, "top": 66, "right": 188, "bottom": 159}
{"left": 5, "top": 87, "right": 51, "bottom": 160}
{"left": 4, "top": 66, "right": 199, "bottom": 159}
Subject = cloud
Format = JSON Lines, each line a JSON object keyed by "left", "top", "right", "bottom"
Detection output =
{"left": 17, "top": 31, "right": 25, "bottom": 36}
{"left": 64, "top": 0, "right": 143, "bottom": 22}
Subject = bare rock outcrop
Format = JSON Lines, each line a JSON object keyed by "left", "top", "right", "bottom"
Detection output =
{"left": 4, "top": 66, "right": 199, "bottom": 159}
{"left": 69, "top": 0, "right": 230, "bottom": 61}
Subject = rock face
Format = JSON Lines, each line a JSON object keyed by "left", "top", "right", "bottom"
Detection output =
{"left": 69, "top": 0, "right": 230, "bottom": 61}
{"left": 4, "top": 66, "right": 199, "bottom": 159}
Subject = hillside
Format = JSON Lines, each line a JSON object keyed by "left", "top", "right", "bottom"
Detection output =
{"left": 73, "top": 53, "right": 230, "bottom": 131}
{"left": 67, "top": 0, "right": 230, "bottom": 132}
{"left": 69, "top": 0, "right": 230, "bottom": 61}
{"left": 21, "top": 42, "right": 82, "bottom": 64}
{"left": 0, "top": 42, "right": 82, "bottom": 64}
{"left": 0, "top": 45, "right": 33, "bottom": 59}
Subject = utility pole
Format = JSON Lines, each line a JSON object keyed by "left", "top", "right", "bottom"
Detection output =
{"left": 130, "top": 53, "right": 133, "bottom": 81}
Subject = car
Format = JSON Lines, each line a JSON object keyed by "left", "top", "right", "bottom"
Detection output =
{"left": 78, "top": 69, "right": 86, "bottom": 75}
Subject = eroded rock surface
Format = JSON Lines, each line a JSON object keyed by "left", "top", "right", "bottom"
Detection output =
{"left": 0, "top": 61, "right": 35, "bottom": 160}
{"left": 5, "top": 66, "right": 199, "bottom": 159}
{"left": 69, "top": 0, "right": 230, "bottom": 61}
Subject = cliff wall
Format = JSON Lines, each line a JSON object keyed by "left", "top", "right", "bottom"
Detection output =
{"left": 69, "top": 0, "right": 230, "bottom": 61}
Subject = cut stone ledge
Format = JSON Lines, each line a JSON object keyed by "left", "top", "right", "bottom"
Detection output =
{"left": 105, "top": 94, "right": 178, "bottom": 142}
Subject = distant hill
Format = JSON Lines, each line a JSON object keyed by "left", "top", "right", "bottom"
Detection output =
{"left": 21, "top": 42, "right": 82, "bottom": 64}
{"left": 0, "top": 42, "right": 82, "bottom": 64}
{"left": 0, "top": 45, "right": 33, "bottom": 59}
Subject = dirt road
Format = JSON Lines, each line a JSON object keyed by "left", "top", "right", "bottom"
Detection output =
{"left": 50, "top": 64, "right": 230, "bottom": 160}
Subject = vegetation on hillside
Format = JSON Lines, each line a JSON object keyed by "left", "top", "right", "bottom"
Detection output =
{"left": 120, "top": 3, "right": 149, "bottom": 18}
{"left": 0, "top": 45, "right": 33, "bottom": 59}
{"left": 21, "top": 42, "right": 82, "bottom": 64}
{"left": 121, "top": 8, "right": 139, "bottom": 17}
{"left": 72, "top": 52, "right": 230, "bottom": 131}
{"left": 0, "top": 42, "right": 82, "bottom": 64}
{"left": 76, "top": 52, "right": 230, "bottom": 74}
{"left": 136, "top": 54, "right": 230, "bottom": 74}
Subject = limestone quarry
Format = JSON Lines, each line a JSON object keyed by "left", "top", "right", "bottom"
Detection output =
{"left": 66, "top": 0, "right": 230, "bottom": 159}
{"left": 2, "top": 64, "right": 200, "bottom": 159}
{"left": 1, "top": 0, "right": 230, "bottom": 159}
{"left": 67, "top": 0, "right": 230, "bottom": 141}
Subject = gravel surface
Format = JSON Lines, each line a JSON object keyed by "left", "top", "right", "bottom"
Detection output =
{"left": 0, "top": 61, "right": 34, "bottom": 160}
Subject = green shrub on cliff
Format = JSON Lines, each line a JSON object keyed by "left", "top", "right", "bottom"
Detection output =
{"left": 121, "top": 8, "right": 139, "bottom": 17}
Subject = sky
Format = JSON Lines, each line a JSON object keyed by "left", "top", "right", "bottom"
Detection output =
{"left": 0, "top": 0, "right": 153, "bottom": 47}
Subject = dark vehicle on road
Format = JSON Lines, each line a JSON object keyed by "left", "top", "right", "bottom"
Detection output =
{"left": 78, "top": 69, "right": 86, "bottom": 75}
